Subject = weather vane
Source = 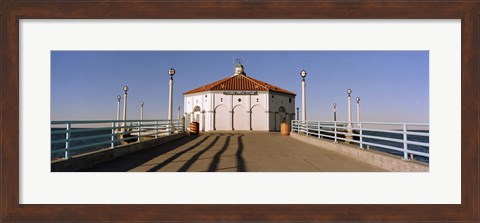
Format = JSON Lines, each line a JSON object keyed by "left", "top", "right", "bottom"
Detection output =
{"left": 235, "top": 58, "right": 244, "bottom": 65}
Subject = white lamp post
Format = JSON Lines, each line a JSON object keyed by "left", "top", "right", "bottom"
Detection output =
{"left": 122, "top": 86, "right": 129, "bottom": 130}
{"left": 116, "top": 95, "right": 121, "bottom": 128}
{"left": 347, "top": 89, "right": 352, "bottom": 127}
{"left": 177, "top": 106, "right": 181, "bottom": 120}
{"left": 300, "top": 69, "right": 307, "bottom": 121}
{"left": 333, "top": 103, "right": 337, "bottom": 122}
{"left": 346, "top": 89, "right": 353, "bottom": 142}
{"left": 140, "top": 101, "right": 144, "bottom": 120}
{"left": 168, "top": 68, "right": 175, "bottom": 133}
{"left": 356, "top": 97, "right": 361, "bottom": 127}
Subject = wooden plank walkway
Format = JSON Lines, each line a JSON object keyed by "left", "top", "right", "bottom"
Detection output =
{"left": 83, "top": 132, "right": 386, "bottom": 172}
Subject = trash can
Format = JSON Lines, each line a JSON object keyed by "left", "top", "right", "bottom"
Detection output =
{"left": 280, "top": 122, "right": 290, "bottom": 135}
{"left": 189, "top": 122, "right": 199, "bottom": 135}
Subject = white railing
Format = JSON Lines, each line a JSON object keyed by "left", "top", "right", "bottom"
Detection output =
{"left": 291, "top": 120, "right": 429, "bottom": 162}
{"left": 51, "top": 119, "right": 184, "bottom": 159}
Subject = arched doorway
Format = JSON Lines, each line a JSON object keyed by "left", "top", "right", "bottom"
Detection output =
{"left": 192, "top": 106, "right": 201, "bottom": 130}
{"left": 192, "top": 106, "right": 201, "bottom": 121}
{"left": 275, "top": 106, "right": 286, "bottom": 131}
{"left": 214, "top": 105, "right": 229, "bottom": 130}
{"left": 251, "top": 105, "right": 267, "bottom": 130}
{"left": 233, "top": 105, "right": 249, "bottom": 130}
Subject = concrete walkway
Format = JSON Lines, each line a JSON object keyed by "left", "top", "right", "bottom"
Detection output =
{"left": 84, "top": 132, "right": 386, "bottom": 172}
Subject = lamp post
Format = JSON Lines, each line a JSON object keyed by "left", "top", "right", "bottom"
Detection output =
{"left": 168, "top": 68, "right": 176, "bottom": 133}
{"left": 116, "top": 95, "right": 121, "bottom": 129}
{"left": 356, "top": 97, "right": 361, "bottom": 127}
{"left": 347, "top": 89, "right": 352, "bottom": 127}
{"left": 333, "top": 103, "right": 337, "bottom": 122}
{"left": 122, "top": 86, "right": 129, "bottom": 130}
{"left": 140, "top": 101, "right": 144, "bottom": 120}
{"left": 300, "top": 69, "right": 307, "bottom": 121}
{"left": 347, "top": 89, "right": 353, "bottom": 142}
{"left": 177, "top": 106, "right": 181, "bottom": 120}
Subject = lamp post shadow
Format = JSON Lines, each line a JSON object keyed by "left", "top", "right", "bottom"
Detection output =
{"left": 178, "top": 134, "right": 224, "bottom": 172}
{"left": 147, "top": 135, "right": 211, "bottom": 172}
{"left": 205, "top": 133, "right": 247, "bottom": 172}
{"left": 236, "top": 134, "right": 247, "bottom": 172}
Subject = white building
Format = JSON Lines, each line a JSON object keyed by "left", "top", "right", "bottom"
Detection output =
{"left": 183, "top": 64, "right": 296, "bottom": 132}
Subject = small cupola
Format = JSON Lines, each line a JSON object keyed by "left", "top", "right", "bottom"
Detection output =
{"left": 234, "top": 63, "right": 246, "bottom": 76}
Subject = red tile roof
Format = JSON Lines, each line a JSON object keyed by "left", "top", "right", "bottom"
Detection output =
{"left": 183, "top": 74, "right": 296, "bottom": 95}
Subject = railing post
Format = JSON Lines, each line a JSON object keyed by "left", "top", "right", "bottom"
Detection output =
{"left": 111, "top": 122, "right": 115, "bottom": 148}
{"left": 317, "top": 121, "right": 320, "bottom": 139}
{"left": 306, "top": 121, "right": 309, "bottom": 136}
{"left": 174, "top": 120, "right": 176, "bottom": 133}
{"left": 359, "top": 122, "right": 363, "bottom": 149}
{"left": 65, "top": 123, "right": 71, "bottom": 159}
{"left": 155, "top": 120, "right": 158, "bottom": 138}
{"left": 402, "top": 124, "right": 408, "bottom": 160}
{"left": 334, "top": 121, "right": 337, "bottom": 143}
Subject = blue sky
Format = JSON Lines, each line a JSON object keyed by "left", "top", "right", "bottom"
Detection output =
{"left": 51, "top": 51, "right": 429, "bottom": 123}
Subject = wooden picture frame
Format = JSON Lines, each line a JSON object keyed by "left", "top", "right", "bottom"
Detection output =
{"left": 1, "top": 1, "right": 478, "bottom": 222}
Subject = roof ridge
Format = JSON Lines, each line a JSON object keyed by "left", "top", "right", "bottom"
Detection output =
{"left": 213, "top": 75, "right": 236, "bottom": 88}
{"left": 243, "top": 75, "right": 270, "bottom": 91}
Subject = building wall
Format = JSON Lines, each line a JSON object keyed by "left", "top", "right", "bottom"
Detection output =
{"left": 214, "top": 104, "right": 229, "bottom": 130}
{"left": 184, "top": 92, "right": 212, "bottom": 131}
{"left": 268, "top": 92, "right": 296, "bottom": 131}
{"left": 185, "top": 91, "right": 294, "bottom": 132}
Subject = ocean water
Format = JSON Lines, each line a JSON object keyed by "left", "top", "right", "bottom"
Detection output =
{"left": 362, "top": 130, "right": 429, "bottom": 163}
{"left": 51, "top": 128, "right": 121, "bottom": 159}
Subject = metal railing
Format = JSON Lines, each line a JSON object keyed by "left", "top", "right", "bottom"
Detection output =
{"left": 291, "top": 120, "right": 429, "bottom": 162}
{"left": 51, "top": 119, "right": 184, "bottom": 159}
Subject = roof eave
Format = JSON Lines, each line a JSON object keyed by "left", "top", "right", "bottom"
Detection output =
{"left": 270, "top": 90, "right": 297, "bottom": 96}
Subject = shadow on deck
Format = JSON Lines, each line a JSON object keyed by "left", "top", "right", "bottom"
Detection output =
{"left": 82, "top": 131, "right": 386, "bottom": 172}
{"left": 82, "top": 133, "right": 247, "bottom": 172}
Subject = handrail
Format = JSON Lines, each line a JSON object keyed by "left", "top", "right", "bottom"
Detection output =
{"left": 51, "top": 119, "right": 185, "bottom": 159}
{"left": 299, "top": 120, "right": 428, "bottom": 126}
{"left": 51, "top": 132, "right": 114, "bottom": 144}
{"left": 291, "top": 120, "right": 429, "bottom": 163}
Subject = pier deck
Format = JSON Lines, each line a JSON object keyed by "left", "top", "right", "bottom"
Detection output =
{"left": 84, "top": 132, "right": 386, "bottom": 172}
